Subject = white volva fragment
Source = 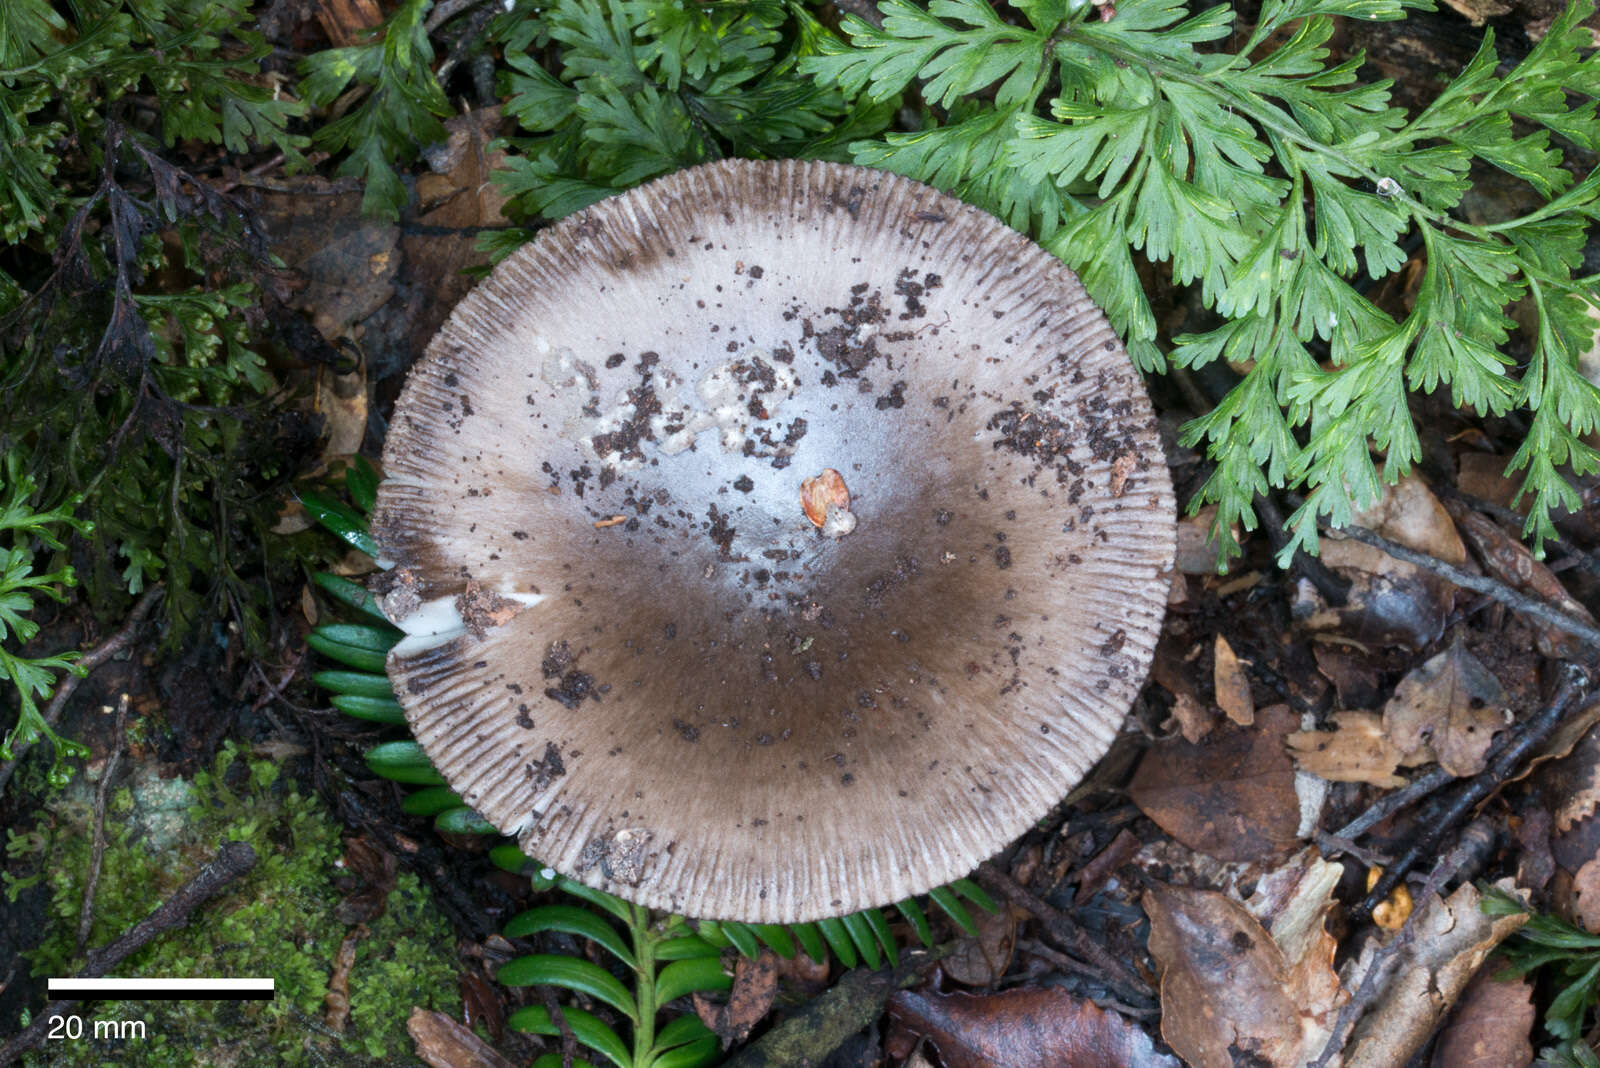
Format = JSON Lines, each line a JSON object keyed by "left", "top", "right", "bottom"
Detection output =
{"left": 391, "top": 591, "right": 545, "bottom": 656}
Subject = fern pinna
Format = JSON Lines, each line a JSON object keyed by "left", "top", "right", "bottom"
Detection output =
{"left": 303, "top": 459, "right": 995, "bottom": 1067}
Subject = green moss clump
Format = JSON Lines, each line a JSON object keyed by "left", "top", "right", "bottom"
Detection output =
{"left": 4, "top": 743, "right": 461, "bottom": 1066}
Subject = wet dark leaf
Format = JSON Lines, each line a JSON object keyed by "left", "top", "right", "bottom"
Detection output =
{"left": 888, "top": 986, "right": 1178, "bottom": 1068}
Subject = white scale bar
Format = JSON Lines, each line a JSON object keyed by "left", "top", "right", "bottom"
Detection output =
{"left": 49, "top": 978, "right": 273, "bottom": 999}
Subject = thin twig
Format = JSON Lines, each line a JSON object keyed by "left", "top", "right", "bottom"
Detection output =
{"left": 536, "top": 985, "right": 579, "bottom": 1068}
{"left": 76, "top": 695, "right": 129, "bottom": 956}
{"left": 1434, "top": 484, "right": 1600, "bottom": 581}
{"left": 0, "top": 584, "right": 162, "bottom": 797}
{"left": 1333, "top": 523, "right": 1600, "bottom": 647}
{"left": 1332, "top": 766, "right": 1457, "bottom": 841}
{"left": 424, "top": 0, "right": 494, "bottom": 32}
{"left": 975, "top": 863, "right": 1154, "bottom": 1004}
{"left": 1015, "top": 940, "right": 1160, "bottom": 1018}
{"left": 0, "top": 841, "right": 257, "bottom": 1065}
{"left": 1355, "top": 665, "right": 1591, "bottom": 921}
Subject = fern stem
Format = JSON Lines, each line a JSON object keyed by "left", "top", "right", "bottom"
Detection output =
{"left": 630, "top": 902, "right": 657, "bottom": 1065}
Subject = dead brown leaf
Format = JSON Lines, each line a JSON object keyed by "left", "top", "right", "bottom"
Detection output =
{"left": 1343, "top": 881, "right": 1529, "bottom": 1068}
{"left": 1429, "top": 967, "right": 1535, "bottom": 1068}
{"left": 1145, "top": 886, "right": 1302, "bottom": 1068}
{"left": 1214, "top": 635, "right": 1255, "bottom": 726}
{"left": 1307, "top": 476, "right": 1464, "bottom": 649}
{"left": 323, "top": 924, "right": 366, "bottom": 1032}
{"left": 942, "top": 904, "right": 1019, "bottom": 987}
{"left": 255, "top": 178, "right": 399, "bottom": 339}
{"left": 1383, "top": 641, "right": 1509, "bottom": 777}
{"left": 404, "top": 107, "right": 512, "bottom": 345}
{"left": 888, "top": 986, "right": 1180, "bottom": 1068}
{"left": 1287, "top": 711, "right": 1406, "bottom": 788}
{"left": 1448, "top": 502, "right": 1598, "bottom": 659}
{"left": 315, "top": 0, "right": 384, "bottom": 46}
{"left": 1129, "top": 703, "right": 1303, "bottom": 863}
{"left": 1313, "top": 642, "right": 1383, "bottom": 709}
{"left": 1575, "top": 856, "right": 1600, "bottom": 933}
{"left": 694, "top": 952, "right": 778, "bottom": 1049}
{"left": 407, "top": 1007, "right": 520, "bottom": 1068}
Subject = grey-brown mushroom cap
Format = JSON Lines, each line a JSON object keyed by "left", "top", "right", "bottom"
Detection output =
{"left": 372, "top": 159, "right": 1175, "bottom": 923}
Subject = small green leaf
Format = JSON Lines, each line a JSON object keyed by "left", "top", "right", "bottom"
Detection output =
{"left": 555, "top": 878, "right": 634, "bottom": 924}
{"left": 346, "top": 456, "right": 380, "bottom": 513}
{"left": 490, "top": 843, "right": 543, "bottom": 877}
{"left": 400, "top": 785, "right": 465, "bottom": 816}
{"left": 896, "top": 899, "right": 933, "bottom": 947}
{"left": 511, "top": 1005, "right": 629, "bottom": 1068}
{"left": 815, "top": 916, "right": 858, "bottom": 968}
{"left": 654, "top": 956, "right": 732, "bottom": 1005}
{"left": 789, "top": 921, "right": 828, "bottom": 964}
{"left": 312, "top": 670, "right": 395, "bottom": 699}
{"left": 650, "top": 1034, "right": 719, "bottom": 1068}
{"left": 750, "top": 923, "right": 796, "bottom": 959}
{"left": 839, "top": 910, "right": 882, "bottom": 969}
{"left": 719, "top": 921, "right": 763, "bottom": 959}
{"left": 929, "top": 885, "right": 978, "bottom": 935}
{"left": 330, "top": 693, "right": 406, "bottom": 724}
{"left": 863, "top": 907, "right": 898, "bottom": 967}
{"left": 950, "top": 877, "right": 1000, "bottom": 913}
{"left": 311, "top": 572, "right": 389, "bottom": 624}
{"left": 298, "top": 490, "right": 379, "bottom": 557}
{"left": 499, "top": 955, "right": 639, "bottom": 1023}
{"left": 434, "top": 806, "right": 497, "bottom": 835}
{"left": 655, "top": 935, "right": 723, "bottom": 961}
{"left": 364, "top": 740, "right": 446, "bottom": 785}
{"left": 652, "top": 1012, "right": 715, "bottom": 1054}
{"left": 505, "top": 904, "right": 638, "bottom": 968}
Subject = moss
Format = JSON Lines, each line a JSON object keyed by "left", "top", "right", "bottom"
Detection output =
{"left": 4, "top": 743, "right": 460, "bottom": 1066}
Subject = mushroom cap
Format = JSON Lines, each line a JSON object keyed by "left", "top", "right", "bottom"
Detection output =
{"left": 373, "top": 159, "right": 1175, "bottom": 923}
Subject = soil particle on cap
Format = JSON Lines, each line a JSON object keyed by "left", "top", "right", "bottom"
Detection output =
{"left": 526, "top": 741, "right": 567, "bottom": 791}
{"left": 456, "top": 580, "right": 524, "bottom": 638}
{"left": 706, "top": 504, "right": 737, "bottom": 560}
{"left": 672, "top": 718, "right": 700, "bottom": 742}
{"left": 874, "top": 381, "right": 907, "bottom": 410}
{"left": 541, "top": 640, "right": 604, "bottom": 709}
{"left": 577, "top": 828, "right": 653, "bottom": 886}
{"left": 372, "top": 567, "right": 422, "bottom": 623}
{"left": 893, "top": 268, "right": 943, "bottom": 320}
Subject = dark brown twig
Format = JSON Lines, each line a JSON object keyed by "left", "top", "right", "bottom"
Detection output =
{"left": 537, "top": 985, "right": 578, "bottom": 1068}
{"left": 1332, "top": 523, "right": 1600, "bottom": 647}
{"left": 76, "top": 695, "right": 129, "bottom": 956}
{"left": 0, "top": 584, "right": 162, "bottom": 797}
{"left": 974, "top": 863, "right": 1154, "bottom": 1003}
{"left": 1015, "top": 940, "right": 1159, "bottom": 1018}
{"left": 1355, "top": 665, "right": 1591, "bottom": 921}
{"left": 0, "top": 841, "right": 258, "bottom": 1065}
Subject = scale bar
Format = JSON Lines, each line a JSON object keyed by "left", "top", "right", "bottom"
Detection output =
{"left": 48, "top": 978, "right": 274, "bottom": 1001}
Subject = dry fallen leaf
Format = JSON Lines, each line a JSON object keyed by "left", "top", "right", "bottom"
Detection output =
{"left": 1343, "top": 881, "right": 1529, "bottom": 1068}
{"left": 888, "top": 986, "right": 1179, "bottom": 1068}
{"left": 694, "top": 951, "right": 778, "bottom": 1049}
{"left": 1308, "top": 476, "right": 1465, "bottom": 649}
{"left": 1447, "top": 501, "right": 1598, "bottom": 660}
{"left": 1383, "top": 640, "right": 1509, "bottom": 777}
{"left": 1575, "top": 856, "right": 1600, "bottom": 933}
{"left": 1214, "top": 635, "right": 1254, "bottom": 726}
{"left": 255, "top": 178, "right": 400, "bottom": 339}
{"left": 323, "top": 925, "right": 366, "bottom": 1032}
{"left": 1313, "top": 642, "right": 1383, "bottom": 710}
{"left": 1145, "top": 885, "right": 1303, "bottom": 1068}
{"left": 1287, "top": 711, "right": 1406, "bottom": 788}
{"left": 408, "top": 1007, "right": 520, "bottom": 1068}
{"left": 942, "top": 904, "right": 1019, "bottom": 987}
{"left": 1129, "top": 703, "right": 1303, "bottom": 863}
{"left": 1429, "top": 967, "right": 1535, "bottom": 1068}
